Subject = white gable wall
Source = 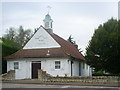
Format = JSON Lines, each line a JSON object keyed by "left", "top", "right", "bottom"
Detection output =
{"left": 23, "top": 27, "right": 60, "bottom": 49}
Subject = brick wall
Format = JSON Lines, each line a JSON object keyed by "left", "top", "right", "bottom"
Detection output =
{"left": 38, "top": 69, "right": 51, "bottom": 79}
{"left": 40, "top": 76, "right": 120, "bottom": 84}
{"left": 2, "top": 70, "right": 15, "bottom": 80}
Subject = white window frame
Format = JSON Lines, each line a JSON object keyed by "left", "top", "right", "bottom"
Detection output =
{"left": 55, "top": 61, "right": 61, "bottom": 69}
{"left": 14, "top": 62, "right": 19, "bottom": 70}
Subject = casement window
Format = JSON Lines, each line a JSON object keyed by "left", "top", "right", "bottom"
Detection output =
{"left": 14, "top": 62, "right": 19, "bottom": 69}
{"left": 55, "top": 61, "right": 60, "bottom": 69}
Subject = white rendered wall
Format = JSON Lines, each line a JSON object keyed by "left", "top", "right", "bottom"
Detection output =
{"left": 72, "top": 60, "right": 79, "bottom": 76}
{"left": 7, "top": 58, "right": 92, "bottom": 79}
{"left": 80, "top": 62, "right": 92, "bottom": 76}
{"left": 7, "top": 58, "right": 71, "bottom": 79}
{"left": 41, "top": 58, "right": 71, "bottom": 77}
{"left": 7, "top": 60, "right": 31, "bottom": 79}
{"left": 23, "top": 26, "right": 60, "bottom": 49}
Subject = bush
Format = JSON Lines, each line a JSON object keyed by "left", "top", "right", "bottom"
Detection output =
{"left": 93, "top": 73, "right": 120, "bottom": 76}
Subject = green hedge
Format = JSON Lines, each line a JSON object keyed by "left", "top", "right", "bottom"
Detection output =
{"left": 1, "top": 43, "right": 20, "bottom": 74}
{"left": 92, "top": 73, "right": 120, "bottom": 76}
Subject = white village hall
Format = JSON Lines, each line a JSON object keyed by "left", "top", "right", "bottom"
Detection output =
{"left": 5, "top": 13, "right": 92, "bottom": 79}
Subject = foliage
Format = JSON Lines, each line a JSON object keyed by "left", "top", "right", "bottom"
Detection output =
{"left": 93, "top": 71, "right": 120, "bottom": 76}
{"left": 85, "top": 18, "right": 120, "bottom": 74}
{"left": 67, "top": 35, "right": 74, "bottom": 44}
{"left": 3, "top": 26, "right": 33, "bottom": 48}
{"left": 78, "top": 48, "right": 83, "bottom": 53}
{"left": 2, "top": 25, "right": 33, "bottom": 56}
{"left": 15, "top": 26, "right": 33, "bottom": 47}
{"left": 2, "top": 43, "right": 19, "bottom": 57}
{"left": 67, "top": 35, "right": 83, "bottom": 52}
{"left": 2, "top": 26, "right": 33, "bottom": 74}
{"left": 1, "top": 42, "right": 20, "bottom": 74}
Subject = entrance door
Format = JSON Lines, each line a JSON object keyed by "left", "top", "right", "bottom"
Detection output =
{"left": 71, "top": 61, "right": 73, "bottom": 76}
{"left": 79, "top": 62, "right": 81, "bottom": 76}
{"left": 32, "top": 62, "right": 41, "bottom": 79}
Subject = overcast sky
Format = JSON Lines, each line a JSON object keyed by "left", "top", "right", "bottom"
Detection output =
{"left": 1, "top": 1, "right": 118, "bottom": 54}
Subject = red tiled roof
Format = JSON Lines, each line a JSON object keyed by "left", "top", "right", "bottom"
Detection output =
{"left": 4, "top": 26, "right": 85, "bottom": 60}
{"left": 50, "top": 33, "right": 85, "bottom": 60}
{"left": 4, "top": 48, "right": 67, "bottom": 59}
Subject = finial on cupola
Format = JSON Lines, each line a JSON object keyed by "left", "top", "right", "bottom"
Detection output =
{"left": 47, "top": 6, "right": 51, "bottom": 14}
{"left": 43, "top": 6, "right": 53, "bottom": 34}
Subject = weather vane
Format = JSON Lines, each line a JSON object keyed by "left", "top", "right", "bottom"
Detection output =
{"left": 47, "top": 5, "right": 51, "bottom": 14}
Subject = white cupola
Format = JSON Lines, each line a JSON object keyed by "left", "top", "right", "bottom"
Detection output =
{"left": 43, "top": 13, "right": 53, "bottom": 33}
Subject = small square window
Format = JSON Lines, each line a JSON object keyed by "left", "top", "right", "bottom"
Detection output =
{"left": 14, "top": 62, "right": 19, "bottom": 69}
{"left": 55, "top": 61, "right": 60, "bottom": 69}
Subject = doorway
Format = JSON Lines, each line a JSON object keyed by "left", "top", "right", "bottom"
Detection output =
{"left": 79, "top": 62, "right": 81, "bottom": 76}
{"left": 71, "top": 61, "right": 73, "bottom": 76}
{"left": 32, "top": 61, "right": 41, "bottom": 79}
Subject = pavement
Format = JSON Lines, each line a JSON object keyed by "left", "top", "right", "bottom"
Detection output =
{"left": 1, "top": 83, "right": 120, "bottom": 89}
{"left": 1, "top": 79, "right": 120, "bottom": 87}
{"left": 1, "top": 79, "right": 120, "bottom": 90}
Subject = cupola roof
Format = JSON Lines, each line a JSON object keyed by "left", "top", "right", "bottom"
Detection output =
{"left": 45, "top": 13, "right": 52, "bottom": 21}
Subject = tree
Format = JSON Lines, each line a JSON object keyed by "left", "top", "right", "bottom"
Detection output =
{"left": 2, "top": 26, "right": 33, "bottom": 74}
{"left": 67, "top": 35, "right": 74, "bottom": 44}
{"left": 3, "top": 26, "right": 33, "bottom": 48}
{"left": 4, "top": 27, "right": 16, "bottom": 41}
{"left": 67, "top": 35, "right": 83, "bottom": 52}
{"left": 15, "top": 26, "right": 33, "bottom": 47}
{"left": 85, "top": 18, "right": 120, "bottom": 74}
{"left": 2, "top": 42, "right": 19, "bottom": 74}
{"left": 78, "top": 48, "right": 83, "bottom": 53}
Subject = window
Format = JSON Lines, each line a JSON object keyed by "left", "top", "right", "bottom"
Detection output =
{"left": 55, "top": 61, "right": 60, "bottom": 69}
{"left": 45, "top": 22, "right": 49, "bottom": 28}
{"left": 51, "top": 22, "right": 52, "bottom": 28}
{"left": 14, "top": 62, "right": 19, "bottom": 69}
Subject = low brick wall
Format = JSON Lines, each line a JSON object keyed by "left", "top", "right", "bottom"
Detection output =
{"left": 1, "top": 70, "right": 15, "bottom": 80}
{"left": 38, "top": 69, "right": 51, "bottom": 79}
{"left": 38, "top": 70, "right": 119, "bottom": 84}
{"left": 40, "top": 76, "right": 120, "bottom": 84}
{"left": 1, "top": 70, "right": 119, "bottom": 84}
